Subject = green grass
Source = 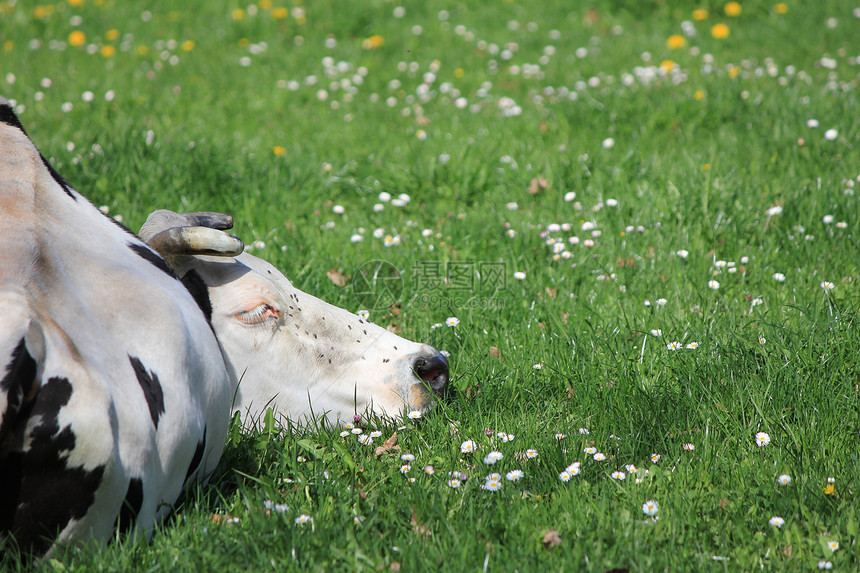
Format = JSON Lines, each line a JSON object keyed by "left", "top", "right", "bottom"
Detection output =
{"left": 2, "top": 0, "right": 859, "bottom": 570}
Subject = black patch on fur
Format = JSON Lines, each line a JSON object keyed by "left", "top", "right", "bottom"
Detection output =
{"left": 0, "top": 377, "right": 105, "bottom": 555}
{"left": 180, "top": 270, "right": 212, "bottom": 322}
{"left": 129, "top": 356, "right": 165, "bottom": 429}
{"left": 184, "top": 427, "right": 207, "bottom": 484}
{"left": 0, "top": 103, "right": 77, "bottom": 201}
{"left": 115, "top": 477, "right": 144, "bottom": 536}
{"left": 128, "top": 243, "right": 177, "bottom": 280}
{"left": 0, "top": 339, "right": 37, "bottom": 442}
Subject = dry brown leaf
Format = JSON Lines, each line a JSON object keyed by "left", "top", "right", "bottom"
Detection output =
{"left": 374, "top": 432, "right": 399, "bottom": 456}
{"left": 527, "top": 176, "right": 549, "bottom": 195}
{"left": 542, "top": 529, "right": 562, "bottom": 548}
{"left": 389, "top": 562, "right": 401, "bottom": 572}
{"left": 489, "top": 346, "right": 501, "bottom": 358}
{"left": 327, "top": 269, "right": 347, "bottom": 287}
{"left": 410, "top": 508, "right": 432, "bottom": 538}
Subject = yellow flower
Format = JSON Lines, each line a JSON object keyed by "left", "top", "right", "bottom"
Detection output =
{"left": 703, "top": 163, "right": 711, "bottom": 171}
{"left": 182, "top": 40, "right": 195, "bottom": 51}
{"left": 659, "top": 60, "right": 676, "bottom": 73}
{"left": 238, "top": 38, "right": 249, "bottom": 48}
{"left": 260, "top": 0, "right": 273, "bottom": 8}
{"left": 823, "top": 484, "right": 836, "bottom": 495}
{"left": 694, "top": 90, "right": 705, "bottom": 100}
{"left": 666, "top": 34, "right": 687, "bottom": 49}
{"left": 68, "top": 30, "right": 86, "bottom": 47}
{"left": 774, "top": 3, "right": 788, "bottom": 14}
{"left": 136, "top": 45, "right": 149, "bottom": 56}
{"left": 724, "top": 2, "right": 742, "bottom": 16}
{"left": 232, "top": 8, "right": 245, "bottom": 20}
{"left": 711, "top": 23, "right": 730, "bottom": 39}
{"left": 362, "top": 35, "right": 385, "bottom": 49}
{"left": 100, "top": 45, "right": 115, "bottom": 57}
{"left": 106, "top": 29, "right": 119, "bottom": 41}
{"left": 693, "top": 9, "right": 708, "bottom": 20}
{"left": 3, "top": 40, "right": 13, "bottom": 52}
{"left": 271, "top": 7, "right": 288, "bottom": 19}
{"left": 68, "top": 0, "right": 85, "bottom": 6}
{"left": 728, "top": 65, "right": 740, "bottom": 78}
{"left": 454, "top": 68, "right": 465, "bottom": 78}
{"left": 273, "top": 146, "right": 286, "bottom": 156}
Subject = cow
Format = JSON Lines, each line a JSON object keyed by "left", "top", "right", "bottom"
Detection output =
{"left": 0, "top": 98, "right": 239, "bottom": 556}
{"left": 0, "top": 97, "right": 449, "bottom": 555}
{"left": 139, "top": 210, "right": 450, "bottom": 427}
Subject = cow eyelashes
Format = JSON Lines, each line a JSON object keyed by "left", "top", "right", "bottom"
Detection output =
{"left": 236, "top": 304, "right": 280, "bottom": 324}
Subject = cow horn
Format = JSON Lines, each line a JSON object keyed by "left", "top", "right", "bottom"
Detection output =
{"left": 147, "top": 226, "right": 244, "bottom": 257}
{"left": 181, "top": 212, "right": 235, "bottom": 230}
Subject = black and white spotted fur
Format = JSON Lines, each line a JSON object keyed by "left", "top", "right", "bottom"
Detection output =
{"left": 0, "top": 99, "right": 231, "bottom": 555}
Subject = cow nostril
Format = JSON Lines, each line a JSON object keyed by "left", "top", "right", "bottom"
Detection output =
{"left": 413, "top": 353, "right": 449, "bottom": 396}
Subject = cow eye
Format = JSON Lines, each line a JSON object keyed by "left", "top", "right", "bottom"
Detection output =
{"left": 236, "top": 303, "right": 280, "bottom": 324}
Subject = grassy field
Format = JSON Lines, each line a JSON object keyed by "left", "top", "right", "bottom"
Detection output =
{"left": 2, "top": 0, "right": 860, "bottom": 570}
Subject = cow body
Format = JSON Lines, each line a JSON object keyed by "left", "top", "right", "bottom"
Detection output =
{"left": 0, "top": 100, "right": 232, "bottom": 554}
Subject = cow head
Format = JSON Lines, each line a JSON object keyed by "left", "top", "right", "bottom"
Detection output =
{"left": 140, "top": 210, "right": 449, "bottom": 426}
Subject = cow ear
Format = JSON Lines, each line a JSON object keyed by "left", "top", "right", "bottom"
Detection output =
{"left": 147, "top": 226, "right": 244, "bottom": 257}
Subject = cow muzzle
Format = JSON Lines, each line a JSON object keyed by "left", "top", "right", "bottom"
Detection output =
{"left": 413, "top": 352, "right": 449, "bottom": 397}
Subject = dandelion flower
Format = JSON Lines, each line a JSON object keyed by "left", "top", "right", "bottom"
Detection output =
{"left": 460, "top": 440, "right": 477, "bottom": 454}
{"left": 823, "top": 484, "right": 835, "bottom": 495}
{"left": 724, "top": 2, "right": 742, "bottom": 16}
{"left": 755, "top": 432, "right": 771, "bottom": 447}
{"left": 666, "top": 35, "right": 687, "bottom": 49}
{"left": 711, "top": 23, "right": 730, "bottom": 39}
{"left": 777, "top": 474, "right": 791, "bottom": 485}
{"left": 642, "top": 500, "right": 659, "bottom": 516}
{"left": 768, "top": 516, "right": 785, "bottom": 528}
